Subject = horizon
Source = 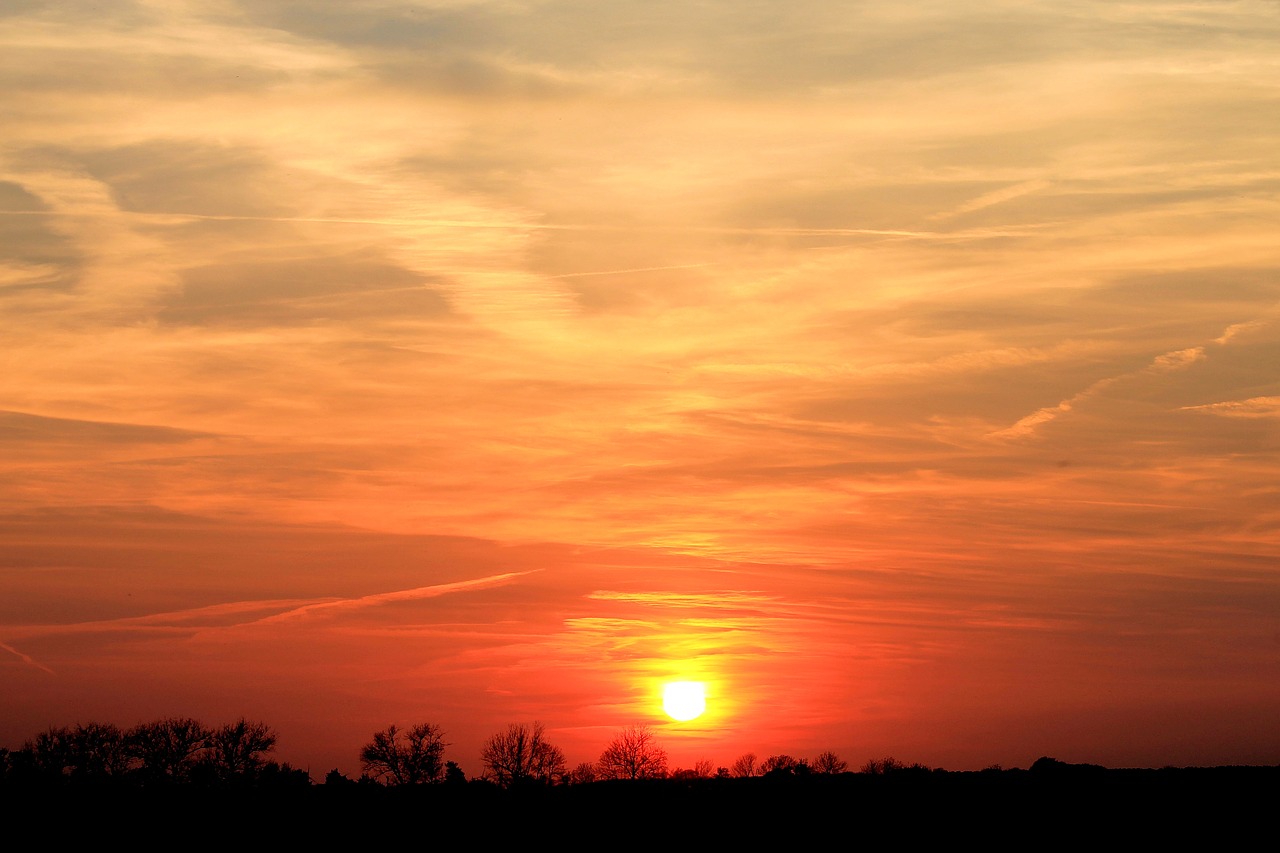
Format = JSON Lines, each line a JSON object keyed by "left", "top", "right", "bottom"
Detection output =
{"left": 3, "top": 1, "right": 1279, "bottom": 779}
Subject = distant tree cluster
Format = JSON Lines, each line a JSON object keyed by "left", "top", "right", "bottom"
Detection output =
{"left": 352, "top": 721, "right": 870, "bottom": 790}
{"left": 0, "top": 717, "right": 305, "bottom": 789}
{"left": 860, "top": 756, "right": 933, "bottom": 775}
{"left": 5, "top": 714, "right": 930, "bottom": 795}
{"left": 722, "top": 749, "right": 854, "bottom": 779}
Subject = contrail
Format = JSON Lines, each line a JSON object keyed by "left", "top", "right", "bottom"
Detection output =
{"left": 246, "top": 570, "right": 540, "bottom": 626}
{"left": 548, "top": 263, "right": 713, "bottom": 279}
{"left": 1, "top": 571, "right": 541, "bottom": 639}
{"left": 929, "top": 179, "right": 1052, "bottom": 221}
{"left": 0, "top": 208, "right": 1045, "bottom": 240}
{"left": 0, "top": 640, "right": 56, "bottom": 675}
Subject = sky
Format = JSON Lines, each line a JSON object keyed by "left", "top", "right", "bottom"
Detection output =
{"left": 2, "top": 0, "right": 1279, "bottom": 778}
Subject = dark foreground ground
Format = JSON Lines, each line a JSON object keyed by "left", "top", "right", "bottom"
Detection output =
{"left": 6, "top": 764, "right": 1276, "bottom": 847}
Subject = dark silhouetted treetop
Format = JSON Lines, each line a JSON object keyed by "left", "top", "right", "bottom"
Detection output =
{"left": 360, "top": 723, "right": 448, "bottom": 785}
{"left": 760, "top": 754, "right": 809, "bottom": 777}
{"left": 730, "top": 752, "right": 758, "bottom": 778}
{"left": 597, "top": 725, "right": 668, "bottom": 780}
{"left": 127, "top": 718, "right": 210, "bottom": 784}
{"left": 860, "top": 756, "right": 932, "bottom": 775}
{"left": 325, "top": 768, "right": 355, "bottom": 786}
{"left": 812, "top": 750, "right": 848, "bottom": 775}
{"left": 568, "top": 762, "right": 598, "bottom": 785}
{"left": 481, "top": 722, "right": 566, "bottom": 787}
{"left": 1029, "top": 756, "right": 1106, "bottom": 775}
{"left": 205, "top": 718, "right": 276, "bottom": 783}
{"left": 23, "top": 723, "right": 129, "bottom": 782}
{"left": 670, "top": 759, "right": 715, "bottom": 781}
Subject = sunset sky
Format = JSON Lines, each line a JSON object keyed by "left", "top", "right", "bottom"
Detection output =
{"left": 3, "top": 0, "right": 1279, "bottom": 778}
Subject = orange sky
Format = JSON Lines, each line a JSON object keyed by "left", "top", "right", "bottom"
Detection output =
{"left": 3, "top": 0, "right": 1279, "bottom": 777}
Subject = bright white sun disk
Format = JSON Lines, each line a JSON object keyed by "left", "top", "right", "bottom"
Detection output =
{"left": 663, "top": 681, "right": 707, "bottom": 721}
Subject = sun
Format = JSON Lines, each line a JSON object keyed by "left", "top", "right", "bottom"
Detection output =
{"left": 662, "top": 681, "right": 707, "bottom": 721}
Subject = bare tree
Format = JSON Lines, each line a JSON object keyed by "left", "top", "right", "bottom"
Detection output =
{"left": 568, "top": 762, "right": 598, "bottom": 785}
{"left": 812, "top": 750, "right": 848, "bottom": 775}
{"left": 69, "top": 722, "right": 130, "bottom": 779}
{"left": 26, "top": 723, "right": 129, "bottom": 781}
{"left": 360, "top": 723, "right": 447, "bottom": 785}
{"left": 127, "top": 718, "right": 210, "bottom": 784}
{"left": 730, "top": 752, "right": 758, "bottom": 778}
{"left": 205, "top": 718, "right": 276, "bottom": 782}
{"left": 861, "top": 756, "right": 903, "bottom": 775}
{"left": 481, "top": 722, "right": 566, "bottom": 787}
{"left": 597, "top": 724, "right": 668, "bottom": 780}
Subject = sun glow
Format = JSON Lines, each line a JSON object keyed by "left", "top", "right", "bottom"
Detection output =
{"left": 662, "top": 681, "right": 707, "bottom": 721}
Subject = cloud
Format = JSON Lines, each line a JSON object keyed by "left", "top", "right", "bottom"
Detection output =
{"left": 0, "top": 409, "right": 214, "bottom": 445}
{"left": 160, "top": 251, "right": 454, "bottom": 327}
{"left": 1215, "top": 321, "right": 1266, "bottom": 345}
{"left": 992, "top": 344, "right": 1208, "bottom": 440}
{"left": 0, "top": 182, "right": 80, "bottom": 295}
{"left": 79, "top": 142, "right": 323, "bottom": 219}
{"left": 929, "top": 179, "right": 1052, "bottom": 221}
{"left": 1181, "top": 396, "right": 1280, "bottom": 419}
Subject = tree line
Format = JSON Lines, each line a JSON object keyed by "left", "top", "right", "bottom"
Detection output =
{"left": 0, "top": 717, "right": 307, "bottom": 788}
{"left": 350, "top": 720, "right": 898, "bottom": 787}
{"left": 1, "top": 715, "right": 932, "bottom": 790}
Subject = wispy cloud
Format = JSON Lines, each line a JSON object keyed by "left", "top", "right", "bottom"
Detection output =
{"left": 1181, "top": 396, "right": 1280, "bottom": 418}
{"left": 992, "top": 342, "right": 1211, "bottom": 440}
{"left": 929, "top": 179, "right": 1052, "bottom": 221}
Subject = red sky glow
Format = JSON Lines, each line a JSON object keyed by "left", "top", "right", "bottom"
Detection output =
{"left": 3, "top": 0, "right": 1279, "bottom": 778}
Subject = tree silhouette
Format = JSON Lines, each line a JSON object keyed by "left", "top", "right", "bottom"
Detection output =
{"left": 71, "top": 722, "right": 130, "bottom": 780}
{"left": 205, "top": 718, "right": 276, "bottom": 783}
{"left": 127, "top": 718, "right": 210, "bottom": 784}
{"left": 26, "top": 727, "right": 72, "bottom": 781}
{"left": 480, "top": 722, "right": 565, "bottom": 787}
{"left": 568, "top": 762, "right": 598, "bottom": 785}
{"left": 730, "top": 752, "right": 759, "bottom": 778}
{"left": 760, "top": 754, "right": 808, "bottom": 777}
{"left": 324, "top": 768, "right": 355, "bottom": 786}
{"left": 597, "top": 725, "right": 668, "bottom": 780}
{"left": 812, "top": 750, "right": 847, "bottom": 775}
{"left": 24, "top": 723, "right": 129, "bottom": 782}
{"left": 360, "top": 723, "right": 448, "bottom": 785}
{"left": 860, "top": 756, "right": 930, "bottom": 775}
{"left": 671, "top": 759, "right": 715, "bottom": 780}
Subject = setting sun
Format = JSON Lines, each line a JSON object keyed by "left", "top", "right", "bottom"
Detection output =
{"left": 662, "top": 681, "right": 707, "bottom": 722}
